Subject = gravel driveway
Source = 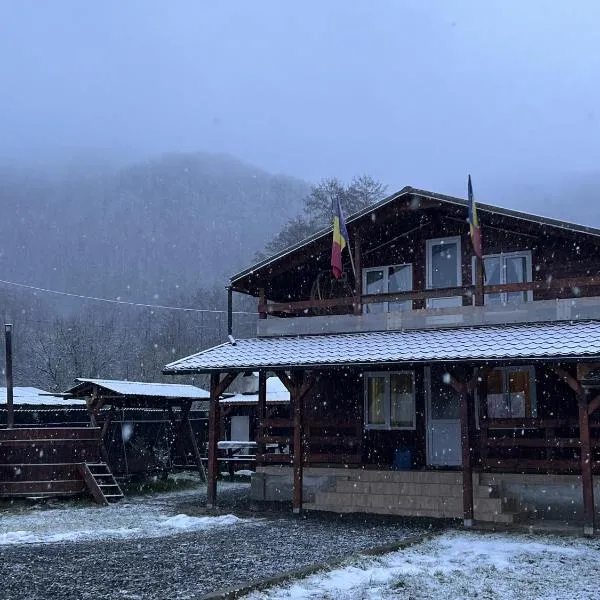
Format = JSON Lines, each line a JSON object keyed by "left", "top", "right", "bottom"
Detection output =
{"left": 0, "top": 482, "right": 432, "bottom": 599}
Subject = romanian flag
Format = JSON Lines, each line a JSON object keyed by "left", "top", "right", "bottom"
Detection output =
{"left": 331, "top": 196, "right": 350, "bottom": 279}
{"left": 467, "top": 174, "right": 483, "bottom": 260}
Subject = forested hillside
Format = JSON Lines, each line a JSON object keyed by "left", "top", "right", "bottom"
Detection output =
{"left": 0, "top": 153, "right": 309, "bottom": 390}
{"left": 0, "top": 152, "right": 309, "bottom": 302}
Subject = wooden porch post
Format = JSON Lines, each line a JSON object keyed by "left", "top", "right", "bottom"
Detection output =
{"left": 460, "top": 390, "right": 474, "bottom": 527}
{"left": 207, "top": 373, "right": 221, "bottom": 508}
{"left": 578, "top": 391, "right": 595, "bottom": 536}
{"left": 292, "top": 372, "right": 303, "bottom": 514}
{"left": 256, "top": 371, "right": 267, "bottom": 465}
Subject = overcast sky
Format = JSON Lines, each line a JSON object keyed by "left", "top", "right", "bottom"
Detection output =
{"left": 2, "top": 1, "right": 600, "bottom": 200}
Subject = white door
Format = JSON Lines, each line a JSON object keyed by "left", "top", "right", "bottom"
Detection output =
{"left": 426, "top": 366, "right": 462, "bottom": 466}
{"left": 426, "top": 236, "right": 462, "bottom": 308}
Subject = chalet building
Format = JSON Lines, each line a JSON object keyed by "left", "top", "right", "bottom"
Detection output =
{"left": 164, "top": 186, "right": 600, "bottom": 535}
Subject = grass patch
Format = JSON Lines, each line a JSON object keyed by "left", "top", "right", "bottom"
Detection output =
{"left": 120, "top": 472, "right": 204, "bottom": 496}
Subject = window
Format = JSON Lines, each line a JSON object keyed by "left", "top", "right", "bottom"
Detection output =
{"left": 364, "top": 371, "right": 416, "bottom": 429}
{"left": 363, "top": 264, "right": 412, "bottom": 313}
{"left": 472, "top": 251, "right": 532, "bottom": 305}
{"left": 426, "top": 236, "right": 462, "bottom": 308}
{"left": 486, "top": 366, "right": 536, "bottom": 419}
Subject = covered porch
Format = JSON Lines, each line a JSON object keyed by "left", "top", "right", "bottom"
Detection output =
{"left": 163, "top": 320, "right": 600, "bottom": 535}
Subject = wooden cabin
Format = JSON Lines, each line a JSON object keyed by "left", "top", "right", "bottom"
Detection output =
{"left": 164, "top": 186, "right": 600, "bottom": 535}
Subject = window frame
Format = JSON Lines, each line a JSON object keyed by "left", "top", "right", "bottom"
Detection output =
{"left": 471, "top": 250, "right": 533, "bottom": 305}
{"left": 362, "top": 263, "right": 413, "bottom": 314}
{"left": 364, "top": 370, "right": 416, "bottom": 430}
{"left": 484, "top": 365, "right": 537, "bottom": 421}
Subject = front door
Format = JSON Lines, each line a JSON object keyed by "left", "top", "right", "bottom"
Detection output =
{"left": 426, "top": 366, "right": 462, "bottom": 466}
{"left": 426, "top": 236, "right": 462, "bottom": 308}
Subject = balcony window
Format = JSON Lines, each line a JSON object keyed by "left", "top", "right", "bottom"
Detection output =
{"left": 472, "top": 251, "right": 532, "bottom": 305}
{"left": 364, "top": 371, "right": 416, "bottom": 429}
{"left": 486, "top": 366, "right": 536, "bottom": 419}
{"left": 363, "top": 264, "right": 412, "bottom": 313}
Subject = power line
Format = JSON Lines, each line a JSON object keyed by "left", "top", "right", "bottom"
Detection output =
{"left": 0, "top": 278, "right": 257, "bottom": 316}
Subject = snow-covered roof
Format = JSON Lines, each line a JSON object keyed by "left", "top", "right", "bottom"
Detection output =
{"left": 64, "top": 378, "right": 210, "bottom": 399}
{"left": 220, "top": 376, "right": 290, "bottom": 404}
{"left": 0, "top": 387, "right": 86, "bottom": 406}
{"left": 164, "top": 321, "right": 600, "bottom": 374}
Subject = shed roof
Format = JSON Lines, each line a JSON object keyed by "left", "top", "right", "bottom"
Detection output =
{"left": 0, "top": 387, "right": 86, "bottom": 407}
{"left": 164, "top": 321, "right": 600, "bottom": 374}
{"left": 63, "top": 378, "right": 210, "bottom": 399}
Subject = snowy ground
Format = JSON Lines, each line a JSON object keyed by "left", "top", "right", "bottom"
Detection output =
{"left": 0, "top": 480, "right": 427, "bottom": 599}
{"left": 0, "top": 489, "right": 242, "bottom": 545}
{"left": 243, "top": 530, "right": 600, "bottom": 600}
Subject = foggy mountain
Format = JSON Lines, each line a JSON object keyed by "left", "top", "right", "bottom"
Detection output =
{"left": 0, "top": 153, "right": 309, "bottom": 306}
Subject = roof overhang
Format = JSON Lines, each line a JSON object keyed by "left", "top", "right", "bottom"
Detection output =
{"left": 164, "top": 321, "right": 600, "bottom": 375}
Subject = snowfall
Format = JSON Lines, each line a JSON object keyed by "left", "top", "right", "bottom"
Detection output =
{"left": 1, "top": 482, "right": 599, "bottom": 599}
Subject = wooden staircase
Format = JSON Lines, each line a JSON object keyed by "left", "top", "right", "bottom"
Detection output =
{"left": 78, "top": 462, "right": 124, "bottom": 505}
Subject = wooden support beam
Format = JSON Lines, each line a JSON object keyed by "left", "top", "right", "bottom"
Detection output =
{"left": 276, "top": 371, "right": 294, "bottom": 395}
{"left": 588, "top": 393, "right": 600, "bottom": 417}
{"left": 256, "top": 371, "right": 267, "bottom": 465}
{"left": 554, "top": 367, "right": 584, "bottom": 397}
{"left": 207, "top": 373, "right": 221, "bottom": 509}
{"left": 292, "top": 371, "right": 304, "bottom": 514}
{"left": 258, "top": 288, "right": 267, "bottom": 319}
{"left": 182, "top": 400, "right": 206, "bottom": 482}
{"left": 460, "top": 391, "right": 474, "bottom": 527}
{"left": 474, "top": 255, "right": 484, "bottom": 307}
{"left": 578, "top": 391, "right": 596, "bottom": 536}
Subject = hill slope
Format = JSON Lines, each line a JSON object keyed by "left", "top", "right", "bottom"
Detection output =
{"left": 0, "top": 153, "right": 309, "bottom": 305}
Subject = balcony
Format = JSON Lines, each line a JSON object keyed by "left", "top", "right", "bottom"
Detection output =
{"left": 256, "top": 277, "right": 600, "bottom": 337}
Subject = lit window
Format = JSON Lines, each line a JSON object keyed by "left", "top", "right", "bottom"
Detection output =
{"left": 364, "top": 371, "right": 416, "bottom": 429}
{"left": 486, "top": 366, "right": 536, "bottom": 419}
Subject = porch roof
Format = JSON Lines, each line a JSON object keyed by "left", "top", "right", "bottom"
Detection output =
{"left": 163, "top": 320, "right": 600, "bottom": 374}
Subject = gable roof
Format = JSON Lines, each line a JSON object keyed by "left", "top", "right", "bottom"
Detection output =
{"left": 163, "top": 320, "right": 600, "bottom": 374}
{"left": 63, "top": 378, "right": 210, "bottom": 399}
{"left": 231, "top": 186, "right": 600, "bottom": 291}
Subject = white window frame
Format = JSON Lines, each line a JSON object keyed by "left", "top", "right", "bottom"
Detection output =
{"left": 484, "top": 365, "right": 537, "bottom": 421}
{"left": 426, "top": 236, "right": 463, "bottom": 289}
{"left": 364, "top": 370, "right": 416, "bottom": 430}
{"left": 362, "top": 263, "right": 413, "bottom": 314}
{"left": 471, "top": 250, "right": 533, "bottom": 304}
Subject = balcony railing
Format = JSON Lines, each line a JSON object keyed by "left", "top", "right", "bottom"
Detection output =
{"left": 259, "top": 276, "right": 600, "bottom": 318}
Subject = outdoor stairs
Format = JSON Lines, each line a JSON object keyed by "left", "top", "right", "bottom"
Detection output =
{"left": 77, "top": 462, "right": 124, "bottom": 506}
{"left": 301, "top": 468, "right": 530, "bottom": 524}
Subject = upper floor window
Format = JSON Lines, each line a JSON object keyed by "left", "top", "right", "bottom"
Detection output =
{"left": 472, "top": 251, "right": 532, "bottom": 305}
{"left": 363, "top": 264, "right": 412, "bottom": 313}
{"left": 364, "top": 371, "right": 416, "bottom": 430}
{"left": 486, "top": 366, "right": 536, "bottom": 419}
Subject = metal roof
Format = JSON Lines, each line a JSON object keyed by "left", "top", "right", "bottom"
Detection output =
{"left": 163, "top": 321, "right": 600, "bottom": 374}
{"left": 63, "top": 378, "right": 210, "bottom": 399}
{"left": 220, "top": 376, "right": 290, "bottom": 404}
{"left": 230, "top": 186, "right": 600, "bottom": 287}
{"left": 0, "top": 387, "right": 86, "bottom": 406}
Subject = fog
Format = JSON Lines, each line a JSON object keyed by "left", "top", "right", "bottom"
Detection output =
{"left": 2, "top": 1, "right": 600, "bottom": 198}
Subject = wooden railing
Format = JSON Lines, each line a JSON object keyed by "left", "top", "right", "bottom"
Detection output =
{"left": 260, "top": 276, "right": 600, "bottom": 317}
{"left": 478, "top": 418, "right": 600, "bottom": 473}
